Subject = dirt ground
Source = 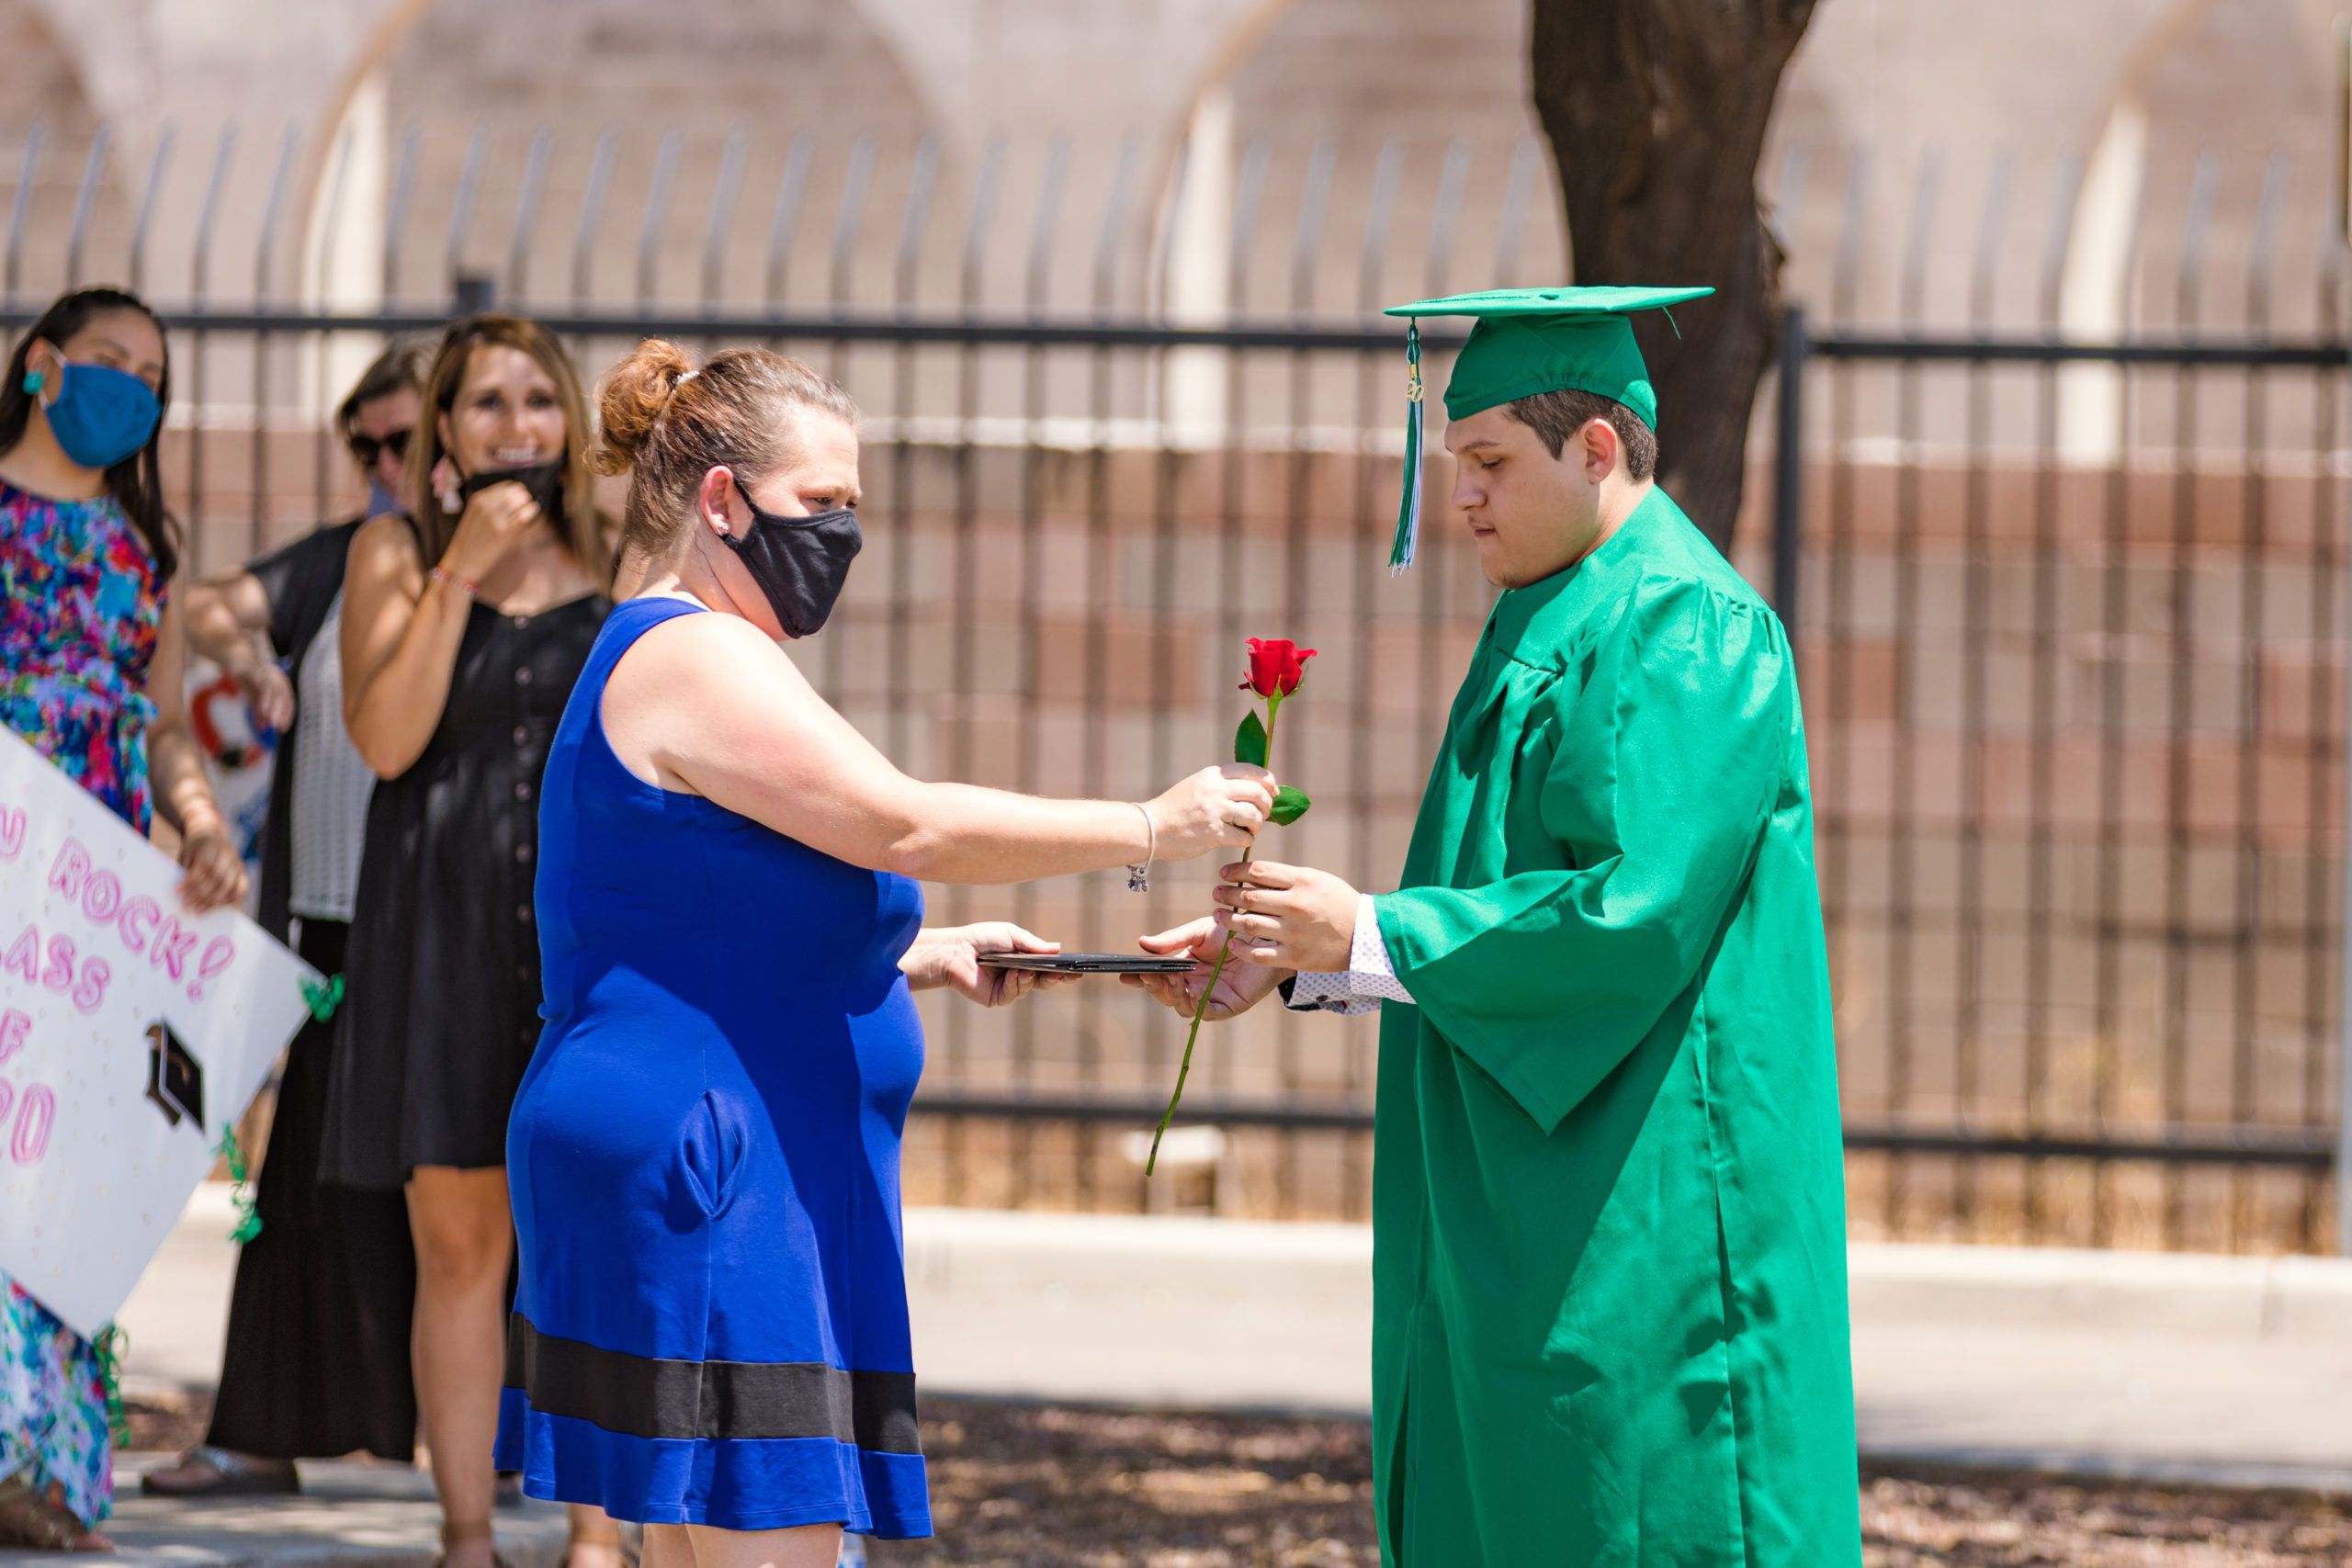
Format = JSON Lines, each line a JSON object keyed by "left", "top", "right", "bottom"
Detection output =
{"left": 129, "top": 1394, "right": 2352, "bottom": 1567}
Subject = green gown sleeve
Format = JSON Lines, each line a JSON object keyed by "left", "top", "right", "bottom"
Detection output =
{"left": 1375, "top": 578, "right": 1792, "bottom": 1134}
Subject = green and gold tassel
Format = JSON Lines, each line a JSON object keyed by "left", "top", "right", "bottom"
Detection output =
{"left": 215, "top": 1124, "right": 263, "bottom": 1245}
{"left": 1389, "top": 321, "right": 1425, "bottom": 574}
{"left": 91, "top": 1325, "right": 130, "bottom": 1446}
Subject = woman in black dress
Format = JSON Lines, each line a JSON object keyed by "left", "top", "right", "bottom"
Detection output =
{"left": 144, "top": 337, "right": 434, "bottom": 1498}
{"left": 322, "top": 314, "right": 619, "bottom": 1568}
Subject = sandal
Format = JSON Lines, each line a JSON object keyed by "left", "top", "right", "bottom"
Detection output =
{"left": 0, "top": 1476, "right": 107, "bottom": 1551}
{"left": 141, "top": 1444, "right": 300, "bottom": 1498}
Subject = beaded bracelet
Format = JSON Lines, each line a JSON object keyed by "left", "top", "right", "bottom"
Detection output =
{"left": 430, "top": 562, "right": 478, "bottom": 600}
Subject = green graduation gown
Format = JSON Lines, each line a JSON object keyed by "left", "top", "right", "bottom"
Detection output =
{"left": 1368, "top": 488, "right": 1861, "bottom": 1566}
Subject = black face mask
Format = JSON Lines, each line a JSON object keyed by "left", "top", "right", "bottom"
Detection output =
{"left": 722, "top": 475, "right": 862, "bottom": 638}
{"left": 458, "top": 458, "right": 566, "bottom": 526}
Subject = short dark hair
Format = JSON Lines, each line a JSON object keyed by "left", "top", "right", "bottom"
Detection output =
{"left": 337, "top": 333, "right": 434, "bottom": 438}
{"left": 1505, "top": 388, "right": 1657, "bottom": 481}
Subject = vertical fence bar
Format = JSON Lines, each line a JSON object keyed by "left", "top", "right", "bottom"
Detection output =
{"left": 939, "top": 136, "right": 1004, "bottom": 1204}
{"left": 1422, "top": 141, "right": 1471, "bottom": 299}
{"left": 2312, "top": 152, "right": 2346, "bottom": 1253}
{"left": 569, "top": 130, "right": 618, "bottom": 309}
{"left": 1211, "top": 138, "right": 1270, "bottom": 1132}
{"left": 1344, "top": 138, "right": 1405, "bottom": 1219}
{"left": 63, "top": 126, "right": 110, "bottom": 289}
{"left": 250, "top": 127, "right": 299, "bottom": 558}
{"left": 818, "top": 133, "right": 876, "bottom": 704}
{"left": 1771, "top": 305, "right": 1806, "bottom": 643}
{"left": 5, "top": 123, "right": 44, "bottom": 307}
{"left": 1008, "top": 136, "right": 1070, "bottom": 1207}
{"left": 1148, "top": 141, "right": 1191, "bottom": 320}
{"left": 1825, "top": 146, "right": 1870, "bottom": 1126}
{"left": 879, "top": 131, "right": 935, "bottom": 1183}
{"left": 1136, "top": 135, "right": 1193, "bottom": 1211}
{"left": 886, "top": 133, "right": 941, "bottom": 759}
{"left": 1136, "top": 134, "right": 1194, "bottom": 1210}
{"left": 2025, "top": 149, "right": 2084, "bottom": 1236}
{"left": 444, "top": 128, "right": 490, "bottom": 298}
{"left": 1491, "top": 139, "right": 1540, "bottom": 284}
{"left": 1955, "top": 151, "right": 2013, "bottom": 1235}
{"left": 187, "top": 126, "right": 237, "bottom": 574}
{"left": 827, "top": 136, "right": 879, "bottom": 321}
{"left": 1772, "top": 143, "right": 1814, "bottom": 255}
{"left": 309, "top": 122, "right": 358, "bottom": 526}
{"left": 128, "top": 127, "right": 176, "bottom": 299}
{"left": 1886, "top": 146, "right": 1943, "bottom": 1234}
{"left": 699, "top": 130, "right": 749, "bottom": 310}
{"left": 1088, "top": 137, "right": 1143, "bottom": 1205}
{"left": 2233, "top": 150, "right": 2288, "bottom": 1248}
{"left": 635, "top": 131, "right": 684, "bottom": 310}
{"left": 2163, "top": 150, "right": 2220, "bottom": 1247}
{"left": 382, "top": 127, "right": 419, "bottom": 302}
{"left": 2337, "top": 28, "right": 2352, "bottom": 1254}
{"left": 762, "top": 133, "right": 814, "bottom": 310}
{"left": 2092, "top": 146, "right": 2154, "bottom": 1247}
{"left": 1272, "top": 138, "right": 1337, "bottom": 1213}
{"left": 1416, "top": 141, "right": 1472, "bottom": 914}
{"left": 506, "top": 128, "right": 554, "bottom": 302}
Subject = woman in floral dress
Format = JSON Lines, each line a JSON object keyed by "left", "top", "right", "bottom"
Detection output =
{"left": 0, "top": 286, "right": 249, "bottom": 1550}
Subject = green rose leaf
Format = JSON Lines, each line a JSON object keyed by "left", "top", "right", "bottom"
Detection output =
{"left": 1269, "top": 785, "right": 1311, "bottom": 826}
{"left": 1235, "top": 710, "right": 1269, "bottom": 767}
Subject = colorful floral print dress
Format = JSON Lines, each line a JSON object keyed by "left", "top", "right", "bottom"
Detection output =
{"left": 0, "top": 475, "right": 164, "bottom": 1528}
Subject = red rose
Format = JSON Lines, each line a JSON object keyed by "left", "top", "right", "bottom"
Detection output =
{"left": 1240, "top": 637, "right": 1317, "bottom": 698}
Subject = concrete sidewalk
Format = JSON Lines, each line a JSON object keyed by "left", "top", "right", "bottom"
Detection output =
{"left": 889, "top": 1203, "right": 2352, "bottom": 1491}
{"left": 10, "top": 1184, "right": 2344, "bottom": 1568}
{"left": 40, "top": 1458, "right": 574, "bottom": 1568}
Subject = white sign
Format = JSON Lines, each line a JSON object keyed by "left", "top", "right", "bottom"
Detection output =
{"left": 0, "top": 726, "right": 315, "bottom": 1339}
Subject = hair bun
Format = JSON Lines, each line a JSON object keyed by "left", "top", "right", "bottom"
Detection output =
{"left": 594, "top": 339, "right": 696, "bottom": 475}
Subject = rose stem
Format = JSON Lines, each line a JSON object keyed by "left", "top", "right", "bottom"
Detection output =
{"left": 1148, "top": 696, "right": 1281, "bottom": 1175}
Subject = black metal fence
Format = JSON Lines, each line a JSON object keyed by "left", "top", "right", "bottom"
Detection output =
{"left": 4, "top": 125, "right": 2346, "bottom": 1248}
{"left": 1770, "top": 140, "right": 2350, "bottom": 1252}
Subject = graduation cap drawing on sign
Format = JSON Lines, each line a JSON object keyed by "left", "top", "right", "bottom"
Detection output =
{"left": 144, "top": 1020, "right": 206, "bottom": 1131}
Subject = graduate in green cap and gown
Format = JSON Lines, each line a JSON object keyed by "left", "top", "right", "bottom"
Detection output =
{"left": 1131, "top": 288, "right": 1862, "bottom": 1566}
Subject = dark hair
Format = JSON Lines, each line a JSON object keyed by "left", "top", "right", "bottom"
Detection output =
{"left": 594, "top": 338, "right": 858, "bottom": 569}
{"left": 336, "top": 333, "right": 434, "bottom": 441}
{"left": 0, "top": 286, "right": 176, "bottom": 578}
{"left": 404, "top": 313, "right": 610, "bottom": 585}
{"left": 1506, "top": 388, "right": 1657, "bottom": 482}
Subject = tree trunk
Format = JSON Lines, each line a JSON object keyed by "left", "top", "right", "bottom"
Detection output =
{"left": 1529, "top": 0, "right": 1817, "bottom": 554}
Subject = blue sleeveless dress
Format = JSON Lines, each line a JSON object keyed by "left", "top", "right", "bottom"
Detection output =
{"left": 495, "top": 596, "right": 931, "bottom": 1537}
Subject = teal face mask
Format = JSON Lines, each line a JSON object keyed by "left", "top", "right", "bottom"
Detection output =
{"left": 27, "top": 355, "right": 162, "bottom": 472}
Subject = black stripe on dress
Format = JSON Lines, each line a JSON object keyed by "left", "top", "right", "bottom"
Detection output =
{"left": 504, "top": 1315, "right": 922, "bottom": 1455}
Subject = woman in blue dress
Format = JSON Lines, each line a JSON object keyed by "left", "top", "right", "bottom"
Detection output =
{"left": 496, "top": 341, "right": 1273, "bottom": 1567}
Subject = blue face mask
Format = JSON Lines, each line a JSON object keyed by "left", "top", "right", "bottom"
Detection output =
{"left": 28, "top": 355, "right": 162, "bottom": 472}
{"left": 367, "top": 479, "right": 404, "bottom": 518}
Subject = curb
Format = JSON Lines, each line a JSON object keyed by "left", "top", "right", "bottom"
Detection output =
{"left": 1844, "top": 1241, "right": 2352, "bottom": 1344}
{"left": 905, "top": 1205, "right": 2352, "bottom": 1344}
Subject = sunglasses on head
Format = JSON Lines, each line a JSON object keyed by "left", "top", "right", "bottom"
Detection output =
{"left": 348, "top": 427, "right": 413, "bottom": 467}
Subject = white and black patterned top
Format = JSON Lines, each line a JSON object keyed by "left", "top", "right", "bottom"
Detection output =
{"left": 287, "top": 592, "right": 375, "bottom": 923}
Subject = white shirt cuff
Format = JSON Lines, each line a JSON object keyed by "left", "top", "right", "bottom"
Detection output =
{"left": 1283, "top": 894, "right": 1413, "bottom": 1013}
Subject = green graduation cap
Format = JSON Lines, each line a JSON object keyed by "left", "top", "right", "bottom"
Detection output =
{"left": 1378, "top": 285, "right": 1713, "bottom": 571}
